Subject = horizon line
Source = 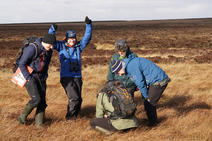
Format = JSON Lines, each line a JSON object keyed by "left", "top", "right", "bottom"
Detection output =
{"left": 0, "top": 17, "right": 212, "bottom": 25}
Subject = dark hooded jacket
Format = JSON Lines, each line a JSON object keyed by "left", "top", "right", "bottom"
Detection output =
{"left": 18, "top": 38, "right": 52, "bottom": 81}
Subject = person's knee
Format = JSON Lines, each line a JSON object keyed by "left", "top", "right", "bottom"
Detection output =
{"left": 31, "top": 97, "right": 41, "bottom": 107}
{"left": 68, "top": 98, "right": 82, "bottom": 104}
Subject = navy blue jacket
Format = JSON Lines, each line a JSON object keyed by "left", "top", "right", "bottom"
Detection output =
{"left": 123, "top": 57, "right": 169, "bottom": 98}
{"left": 18, "top": 38, "right": 52, "bottom": 81}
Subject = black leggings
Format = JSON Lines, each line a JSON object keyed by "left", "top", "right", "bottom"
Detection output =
{"left": 148, "top": 84, "right": 167, "bottom": 106}
{"left": 144, "top": 84, "right": 168, "bottom": 124}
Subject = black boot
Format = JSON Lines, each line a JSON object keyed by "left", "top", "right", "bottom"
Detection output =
{"left": 18, "top": 104, "right": 33, "bottom": 124}
{"left": 65, "top": 113, "right": 77, "bottom": 120}
{"left": 144, "top": 100, "right": 158, "bottom": 126}
{"left": 65, "top": 106, "right": 77, "bottom": 120}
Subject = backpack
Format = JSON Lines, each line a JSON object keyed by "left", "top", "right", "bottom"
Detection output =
{"left": 100, "top": 80, "right": 137, "bottom": 120}
{"left": 12, "top": 37, "right": 41, "bottom": 73}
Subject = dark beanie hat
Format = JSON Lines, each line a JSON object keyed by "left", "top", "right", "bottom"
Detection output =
{"left": 111, "top": 60, "right": 123, "bottom": 73}
{"left": 43, "top": 34, "right": 56, "bottom": 45}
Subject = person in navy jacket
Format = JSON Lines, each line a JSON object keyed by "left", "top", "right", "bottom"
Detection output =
{"left": 48, "top": 16, "right": 92, "bottom": 120}
{"left": 111, "top": 57, "right": 171, "bottom": 126}
{"left": 18, "top": 34, "right": 56, "bottom": 127}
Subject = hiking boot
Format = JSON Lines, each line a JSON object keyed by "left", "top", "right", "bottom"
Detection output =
{"left": 35, "top": 111, "right": 45, "bottom": 128}
{"left": 144, "top": 100, "right": 158, "bottom": 127}
{"left": 148, "top": 121, "right": 158, "bottom": 127}
{"left": 18, "top": 104, "right": 33, "bottom": 124}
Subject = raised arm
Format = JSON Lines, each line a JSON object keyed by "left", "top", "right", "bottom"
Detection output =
{"left": 48, "top": 24, "right": 62, "bottom": 51}
{"left": 79, "top": 16, "right": 92, "bottom": 50}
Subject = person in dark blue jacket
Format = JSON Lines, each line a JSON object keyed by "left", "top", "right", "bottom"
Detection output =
{"left": 18, "top": 34, "right": 56, "bottom": 127}
{"left": 111, "top": 57, "right": 171, "bottom": 126}
{"left": 48, "top": 16, "right": 92, "bottom": 120}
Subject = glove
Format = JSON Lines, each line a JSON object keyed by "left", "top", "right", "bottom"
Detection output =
{"left": 52, "top": 23, "right": 58, "bottom": 31}
{"left": 85, "top": 16, "right": 92, "bottom": 24}
{"left": 48, "top": 24, "right": 57, "bottom": 35}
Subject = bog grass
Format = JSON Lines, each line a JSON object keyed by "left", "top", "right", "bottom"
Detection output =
{"left": 0, "top": 63, "right": 211, "bottom": 141}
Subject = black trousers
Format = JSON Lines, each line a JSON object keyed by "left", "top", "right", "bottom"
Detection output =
{"left": 144, "top": 84, "right": 167, "bottom": 125}
{"left": 60, "top": 77, "right": 82, "bottom": 117}
{"left": 90, "top": 118, "right": 117, "bottom": 131}
{"left": 25, "top": 76, "right": 47, "bottom": 112}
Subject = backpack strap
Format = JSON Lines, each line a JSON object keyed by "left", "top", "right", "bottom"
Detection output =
{"left": 100, "top": 92, "right": 112, "bottom": 118}
{"left": 29, "top": 42, "right": 42, "bottom": 61}
{"left": 65, "top": 43, "right": 80, "bottom": 66}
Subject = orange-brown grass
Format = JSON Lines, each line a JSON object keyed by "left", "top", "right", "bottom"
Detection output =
{"left": 0, "top": 63, "right": 212, "bottom": 141}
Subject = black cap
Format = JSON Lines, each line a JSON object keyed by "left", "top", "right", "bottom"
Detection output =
{"left": 43, "top": 34, "right": 56, "bottom": 45}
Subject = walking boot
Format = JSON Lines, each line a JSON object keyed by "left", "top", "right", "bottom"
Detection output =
{"left": 65, "top": 112, "right": 77, "bottom": 120}
{"left": 65, "top": 105, "right": 77, "bottom": 120}
{"left": 144, "top": 100, "right": 158, "bottom": 127}
{"left": 35, "top": 111, "right": 45, "bottom": 128}
{"left": 18, "top": 104, "right": 33, "bottom": 124}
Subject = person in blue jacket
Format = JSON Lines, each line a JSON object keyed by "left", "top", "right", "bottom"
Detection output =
{"left": 111, "top": 57, "right": 171, "bottom": 126}
{"left": 48, "top": 16, "right": 92, "bottom": 120}
{"left": 18, "top": 34, "right": 56, "bottom": 127}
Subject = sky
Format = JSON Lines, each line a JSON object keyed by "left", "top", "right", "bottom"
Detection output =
{"left": 1, "top": 0, "right": 212, "bottom": 24}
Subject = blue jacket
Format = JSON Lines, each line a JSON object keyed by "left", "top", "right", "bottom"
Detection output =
{"left": 48, "top": 24, "right": 92, "bottom": 78}
{"left": 18, "top": 38, "right": 52, "bottom": 81}
{"left": 123, "top": 57, "right": 169, "bottom": 98}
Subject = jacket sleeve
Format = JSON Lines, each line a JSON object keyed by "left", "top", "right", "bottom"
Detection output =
{"left": 48, "top": 24, "right": 61, "bottom": 52}
{"left": 107, "top": 59, "right": 114, "bottom": 81}
{"left": 127, "top": 66, "right": 148, "bottom": 98}
{"left": 41, "top": 50, "right": 52, "bottom": 81}
{"left": 53, "top": 41, "right": 64, "bottom": 52}
{"left": 79, "top": 23, "right": 92, "bottom": 51}
{"left": 18, "top": 45, "right": 35, "bottom": 80}
{"left": 96, "top": 93, "right": 104, "bottom": 118}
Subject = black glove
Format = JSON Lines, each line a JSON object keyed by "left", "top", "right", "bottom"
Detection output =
{"left": 52, "top": 23, "right": 58, "bottom": 30}
{"left": 85, "top": 16, "right": 92, "bottom": 24}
